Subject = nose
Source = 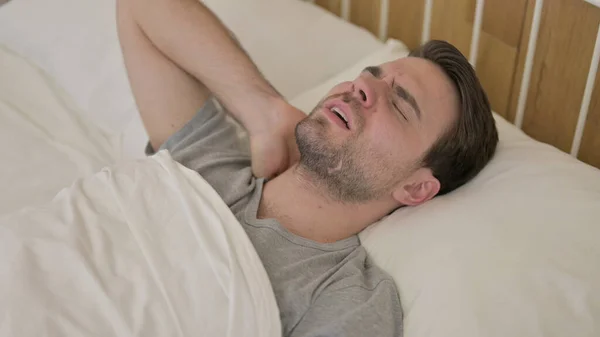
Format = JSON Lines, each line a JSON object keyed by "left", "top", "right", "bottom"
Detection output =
{"left": 351, "top": 76, "right": 380, "bottom": 109}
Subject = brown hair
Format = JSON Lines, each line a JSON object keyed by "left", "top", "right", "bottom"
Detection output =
{"left": 410, "top": 40, "right": 498, "bottom": 195}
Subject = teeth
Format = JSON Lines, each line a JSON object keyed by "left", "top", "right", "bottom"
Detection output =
{"left": 331, "top": 107, "right": 348, "bottom": 123}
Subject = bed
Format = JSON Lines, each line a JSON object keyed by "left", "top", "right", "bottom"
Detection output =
{"left": 0, "top": 0, "right": 599, "bottom": 336}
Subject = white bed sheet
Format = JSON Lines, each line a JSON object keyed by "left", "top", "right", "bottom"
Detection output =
{"left": 0, "top": 46, "right": 118, "bottom": 215}
{"left": 0, "top": 150, "right": 280, "bottom": 337}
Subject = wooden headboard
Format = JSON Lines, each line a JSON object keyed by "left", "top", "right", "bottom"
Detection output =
{"left": 313, "top": 0, "right": 600, "bottom": 169}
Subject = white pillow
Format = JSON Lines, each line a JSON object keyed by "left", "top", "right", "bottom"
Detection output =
{"left": 0, "top": 0, "right": 383, "bottom": 136}
{"left": 290, "top": 51, "right": 600, "bottom": 337}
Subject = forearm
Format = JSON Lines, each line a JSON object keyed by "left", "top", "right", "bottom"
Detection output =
{"left": 125, "top": 0, "right": 281, "bottom": 134}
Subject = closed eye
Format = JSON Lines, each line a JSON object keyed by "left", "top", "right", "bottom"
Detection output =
{"left": 392, "top": 101, "right": 408, "bottom": 121}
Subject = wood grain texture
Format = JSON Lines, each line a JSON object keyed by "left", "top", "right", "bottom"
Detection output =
{"left": 315, "top": 0, "right": 341, "bottom": 16}
{"left": 430, "top": 0, "right": 474, "bottom": 54}
{"left": 387, "top": 0, "right": 425, "bottom": 51}
{"left": 349, "top": 0, "right": 381, "bottom": 37}
{"left": 429, "top": 0, "right": 528, "bottom": 119}
{"left": 478, "top": 0, "right": 528, "bottom": 48}
{"left": 471, "top": 31, "right": 520, "bottom": 118}
{"left": 508, "top": 0, "right": 600, "bottom": 155}
{"left": 476, "top": 0, "right": 528, "bottom": 119}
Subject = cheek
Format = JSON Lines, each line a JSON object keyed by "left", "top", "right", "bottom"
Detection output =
{"left": 362, "top": 116, "right": 423, "bottom": 168}
{"left": 351, "top": 135, "right": 409, "bottom": 189}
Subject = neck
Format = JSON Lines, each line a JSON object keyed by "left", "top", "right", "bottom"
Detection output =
{"left": 258, "top": 164, "right": 397, "bottom": 243}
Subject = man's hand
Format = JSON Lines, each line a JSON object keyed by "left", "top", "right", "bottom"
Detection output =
{"left": 250, "top": 103, "right": 306, "bottom": 179}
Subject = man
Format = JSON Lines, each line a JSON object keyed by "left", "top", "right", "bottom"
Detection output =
{"left": 116, "top": 0, "right": 498, "bottom": 336}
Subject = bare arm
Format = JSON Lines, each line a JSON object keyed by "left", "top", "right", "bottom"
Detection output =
{"left": 118, "top": 0, "right": 304, "bottom": 177}
{"left": 124, "top": 0, "right": 293, "bottom": 136}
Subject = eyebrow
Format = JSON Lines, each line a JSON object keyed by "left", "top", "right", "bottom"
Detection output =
{"left": 363, "top": 66, "right": 381, "bottom": 78}
{"left": 362, "top": 65, "right": 422, "bottom": 121}
{"left": 394, "top": 85, "right": 422, "bottom": 120}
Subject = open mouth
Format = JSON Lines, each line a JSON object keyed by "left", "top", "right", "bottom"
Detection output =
{"left": 330, "top": 106, "right": 349, "bottom": 129}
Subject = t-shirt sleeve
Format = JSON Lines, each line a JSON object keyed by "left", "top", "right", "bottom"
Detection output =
{"left": 290, "top": 280, "right": 403, "bottom": 337}
{"left": 145, "top": 97, "right": 254, "bottom": 207}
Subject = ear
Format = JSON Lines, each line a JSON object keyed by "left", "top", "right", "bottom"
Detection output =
{"left": 392, "top": 168, "right": 440, "bottom": 207}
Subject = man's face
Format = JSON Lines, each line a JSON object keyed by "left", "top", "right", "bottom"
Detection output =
{"left": 295, "top": 56, "right": 459, "bottom": 203}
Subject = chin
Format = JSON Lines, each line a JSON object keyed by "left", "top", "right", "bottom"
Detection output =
{"left": 296, "top": 117, "right": 332, "bottom": 166}
{"left": 295, "top": 114, "right": 326, "bottom": 144}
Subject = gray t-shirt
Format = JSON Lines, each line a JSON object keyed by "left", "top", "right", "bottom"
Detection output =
{"left": 149, "top": 98, "right": 403, "bottom": 337}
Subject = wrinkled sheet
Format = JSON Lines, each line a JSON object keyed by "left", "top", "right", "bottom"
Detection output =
{"left": 0, "top": 151, "right": 281, "bottom": 337}
{"left": 0, "top": 45, "right": 120, "bottom": 215}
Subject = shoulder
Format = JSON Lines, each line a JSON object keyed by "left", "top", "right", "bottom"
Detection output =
{"left": 328, "top": 245, "right": 399, "bottom": 294}
{"left": 326, "top": 246, "right": 403, "bottom": 323}
{"left": 292, "top": 264, "right": 403, "bottom": 336}
{"left": 325, "top": 257, "right": 401, "bottom": 314}
{"left": 289, "top": 247, "right": 403, "bottom": 336}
